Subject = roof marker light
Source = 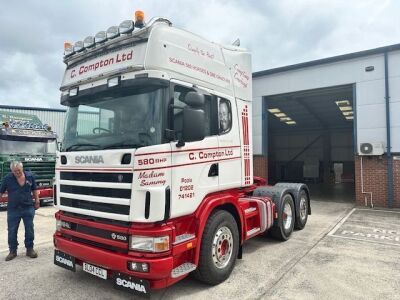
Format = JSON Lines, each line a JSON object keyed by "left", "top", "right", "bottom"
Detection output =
{"left": 106, "top": 26, "right": 120, "bottom": 39}
{"left": 119, "top": 20, "right": 134, "bottom": 34}
{"left": 64, "top": 42, "right": 74, "bottom": 56}
{"left": 95, "top": 31, "right": 107, "bottom": 43}
{"left": 73, "top": 41, "right": 84, "bottom": 52}
{"left": 83, "top": 36, "right": 95, "bottom": 48}
{"left": 135, "top": 10, "right": 145, "bottom": 28}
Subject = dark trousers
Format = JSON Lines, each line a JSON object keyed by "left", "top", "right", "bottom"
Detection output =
{"left": 7, "top": 206, "right": 35, "bottom": 252}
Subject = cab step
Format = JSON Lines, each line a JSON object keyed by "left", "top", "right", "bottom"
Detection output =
{"left": 171, "top": 263, "right": 197, "bottom": 278}
{"left": 246, "top": 227, "right": 261, "bottom": 237}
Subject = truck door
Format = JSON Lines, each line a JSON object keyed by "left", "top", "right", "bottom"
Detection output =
{"left": 217, "top": 96, "right": 242, "bottom": 189}
{"left": 169, "top": 83, "right": 219, "bottom": 218}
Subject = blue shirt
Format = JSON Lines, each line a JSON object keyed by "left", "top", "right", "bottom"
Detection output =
{"left": 0, "top": 171, "right": 37, "bottom": 209}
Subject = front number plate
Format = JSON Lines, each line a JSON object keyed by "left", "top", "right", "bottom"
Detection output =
{"left": 83, "top": 262, "right": 108, "bottom": 279}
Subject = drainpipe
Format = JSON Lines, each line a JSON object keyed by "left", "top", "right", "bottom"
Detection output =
{"left": 384, "top": 52, "right": 394, "bottom": 208}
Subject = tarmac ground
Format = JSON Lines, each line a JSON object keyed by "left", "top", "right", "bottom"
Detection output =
{"left": 0, "top": 200, "right": 399, "bottom": 300}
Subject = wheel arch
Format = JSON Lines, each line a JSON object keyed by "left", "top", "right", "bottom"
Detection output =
{"left": 194, "top": 193, "right": 244, "bottom": 266}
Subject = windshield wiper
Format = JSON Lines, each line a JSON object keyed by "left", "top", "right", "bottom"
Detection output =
{"left": 103, "top": 142, "right": 144, "bottom": 150}
{"left": 65, "top": 143, "right": 101, "bottom": 151}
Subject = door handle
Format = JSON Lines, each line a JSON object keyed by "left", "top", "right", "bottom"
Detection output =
{"left": 208, "top": 163, "right": 219, "bottom": 177}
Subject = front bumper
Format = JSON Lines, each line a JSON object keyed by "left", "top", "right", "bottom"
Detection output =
{"left": 54, "top": 235, "right": 175, "bottom": 289}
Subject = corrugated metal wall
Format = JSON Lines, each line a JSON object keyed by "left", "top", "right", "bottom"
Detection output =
{"left": 0, "top": 106, "right": 66, "bottom": 140}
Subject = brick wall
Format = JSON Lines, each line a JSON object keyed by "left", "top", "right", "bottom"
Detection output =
{"left": 253, "top": 155, "right": 268, "bottom": 182}
{"left": 354, "top": 155, "right": 400, "bottom": 208}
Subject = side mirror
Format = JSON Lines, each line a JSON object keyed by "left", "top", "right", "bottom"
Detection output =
{"left": 177, "top": 92, "right": 205, "bottom": 147}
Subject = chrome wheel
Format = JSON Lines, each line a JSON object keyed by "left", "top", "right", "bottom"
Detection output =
{"left": 299, "top": 196, "right": 307, "bottom": 221}
{"left": 212, "top": 226, "right": 233, "bottom": 269}
{"left": 283, "top": 201, "right": 293, "bottom": 230}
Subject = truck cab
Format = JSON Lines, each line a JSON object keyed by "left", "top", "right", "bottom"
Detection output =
{"left": 0, "top": 111, "right": 56, "bottom": 208}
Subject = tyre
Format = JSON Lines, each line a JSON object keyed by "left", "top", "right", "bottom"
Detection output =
{"left": 193, "top": 210, "right": 239, "bottom": 285}
{"left": 270, "top": 194, "right": 295, "bottom": 241}
{"left": 294, "top": 190, "right": 309, "bottom": 230}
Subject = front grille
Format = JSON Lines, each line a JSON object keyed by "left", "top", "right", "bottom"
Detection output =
{"left": 60, "top": 197, "right": 130, "bottom": 215}
{"left": 25, "top": 161, "right": 55, "bottom": 186}
{"left": 58, "top": 171, "right": 133, "bottom": 216}
{"left": 60, "top": 185, "right": 131, "bottom": 199}
{"left": 63, "top": 221, "right": 129, "bottom": 243}
{"left": 60, "top": 172, "right": 132, "bottom": 183}
{"left": 63, "top": 211, "right": 130, "bottom": 227}
{"left": 63, "top": 234, "right": 128, "bottom": 254}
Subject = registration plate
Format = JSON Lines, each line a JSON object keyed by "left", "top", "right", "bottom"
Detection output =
{"left": 83, "top": 262, "right": 107, "bottom": 279}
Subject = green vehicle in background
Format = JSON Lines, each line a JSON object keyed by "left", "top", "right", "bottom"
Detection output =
{"left": 0, "top": 111, "right": 57, "bottom": 209}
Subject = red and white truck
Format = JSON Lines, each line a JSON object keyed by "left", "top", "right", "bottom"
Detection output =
{"left": 53, "top": 12, "right": 311, "bottom": 297}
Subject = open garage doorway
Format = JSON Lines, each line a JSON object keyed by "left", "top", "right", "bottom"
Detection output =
{"left": 265, "top": 84, "right": 355, "bottom": 203}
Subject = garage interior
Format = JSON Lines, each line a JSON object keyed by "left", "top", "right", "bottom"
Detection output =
{"left": 265, "top": 84, "right": 355, "bottom": 202}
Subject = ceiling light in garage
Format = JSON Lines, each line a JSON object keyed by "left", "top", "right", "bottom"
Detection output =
{"left": 280, "top": 117, "right": 292, "bottom": 121}
{"left": 345, "top": 116, "right": 354, "bottom": 120}
{"left": 335, "top": 100, "right": 350, "bottom": 106}
{"left": 286, "top": 121, "right": 296, "bottom": 125}
{"left": 274, "top": 112, "right": 287, "bottom": 117}
{"left": 339, "top": 106, "right": 352, "bottom": 111}
{"left": 342, "top": 111, "right": 353, "bottom": 116}
{"left": 268, "top": 108, "right": 281, "bottom": 113}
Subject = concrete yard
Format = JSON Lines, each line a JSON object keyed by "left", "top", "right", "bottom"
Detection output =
{"left": 0, "top": 201, "right": 399, "bottom": 300}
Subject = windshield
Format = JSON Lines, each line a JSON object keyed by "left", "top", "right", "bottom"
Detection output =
{"left": 62, "top": 83, "right": 165, "bottom": 151}
{"left": 0, "top": 138, "right": 57, "bottom": 155}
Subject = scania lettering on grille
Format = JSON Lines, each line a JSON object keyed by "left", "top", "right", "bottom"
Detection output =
{"left": 75, "top": 155, "right": 104, "bottom": 164}
{"left": 55, "top": 255, "right": 73, "bottom": 267}
{"left": 116, "top": 278, "right": 147, "bottom": 293}
{"left": 24, "top": 157, "right": 43, "bottom": 162}
{"left": 111, "top": 232, "right": 127, "bottom": 241}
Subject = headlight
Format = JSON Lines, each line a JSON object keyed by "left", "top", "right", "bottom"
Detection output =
{"left": 129, "top": 235, "right": 169, "bottom": 252}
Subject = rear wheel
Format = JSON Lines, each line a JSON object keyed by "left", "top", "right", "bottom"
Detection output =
{"left": 193, "top": 210, "right": 239, "bottom": 285}
{"left": 270, "top": 194, "right": 295, "bottom": 241}
{"left": 295, "top": 190, "right": 309, "bottom": 230}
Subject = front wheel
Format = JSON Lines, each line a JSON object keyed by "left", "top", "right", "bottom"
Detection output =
{"left": 193, "top": 210, "right": 239, "bottom": 285}
{"left": 270, "top": 194, "right": 295, "bottom": 241}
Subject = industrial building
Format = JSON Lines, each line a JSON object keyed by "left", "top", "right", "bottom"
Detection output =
{"left": 252, "top": 43, "right": 400, "bottom": 208}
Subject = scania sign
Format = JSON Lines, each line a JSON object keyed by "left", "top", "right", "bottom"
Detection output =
{"left": 75, "top": 155, "right": 104, "bottom": 164}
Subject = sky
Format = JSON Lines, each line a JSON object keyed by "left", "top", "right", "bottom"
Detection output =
{"left": 0, "top": 0, "right": 399, "bottom": 109}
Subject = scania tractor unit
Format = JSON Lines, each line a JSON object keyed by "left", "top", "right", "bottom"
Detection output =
{"left": 53, "top": 11, "right": 311, "bottom": 297}
{"left": 0, "top": 111, "right": 57, "bottom": 208}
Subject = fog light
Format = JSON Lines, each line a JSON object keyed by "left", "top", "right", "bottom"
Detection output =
{"left": 128, "top": 261, "right": 149, "bottom": 273}
{"left": 56, "top": 219, "right": 62, "bottom": 231}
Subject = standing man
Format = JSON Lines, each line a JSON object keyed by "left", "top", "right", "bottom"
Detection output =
{"left": 0, "top": 161, "right": 39, "bottom": 261}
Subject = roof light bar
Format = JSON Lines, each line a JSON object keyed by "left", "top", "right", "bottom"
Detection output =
{"left": 83, "top": 36, "right": 95, "bottom": 48}
{"left": 73, "top": 41, "right": 84, "bottom": 52}
{"left": 106, "top": 26, "right": 120, "bottom": 39}
{"left": 95, "top": 31, "right": 107, "bottom": 43}
{"left": 119, "top": 20, "right": 134, "bottom": 34}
